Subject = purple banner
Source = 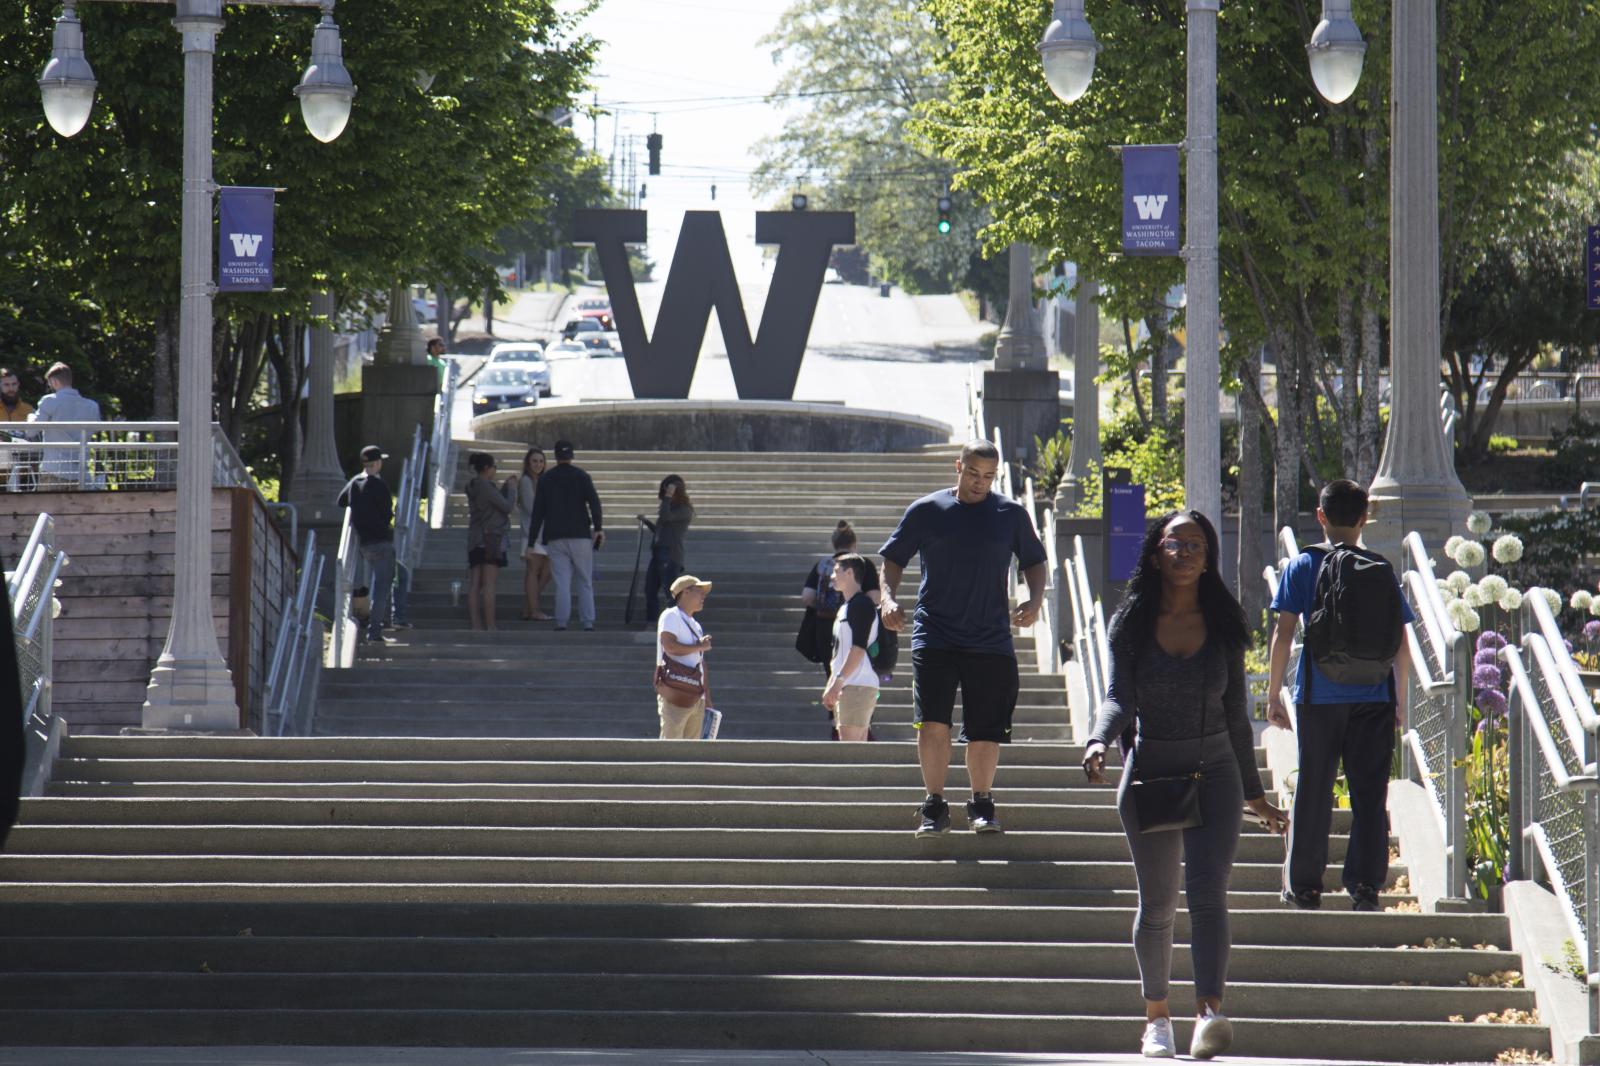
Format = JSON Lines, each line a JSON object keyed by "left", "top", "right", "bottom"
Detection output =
{"left": 1588, "top": 225, "right": 1600, "bottom": 311}
{"left": 1104, "top": 466, "right": 1147, "bottom": 583}
{"left": 218, "top": 186, "right": 275, "bottom": 292}
{"left": 1122, "top": 146, "right": 1180, "bottom": 256}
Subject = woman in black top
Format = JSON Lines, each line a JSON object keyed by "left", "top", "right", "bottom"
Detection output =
{"left": 1081, "top": 510, "right": 1288, "bottom": 1060}
{"left": 640, "top": 475, "right": 694, "bottom": 620}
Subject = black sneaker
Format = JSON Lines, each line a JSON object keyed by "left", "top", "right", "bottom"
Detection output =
{"left": 966, "top": 796, "right": 1003, "bottom": 833}
{"left": 1281, "top": 886, "right": 1322, "bottom": 910}
{"left": 1349, "top": 884, "right": 1382, "bottom": 912}
{"left": 915, "top": 796, "right": 951, "bottom": 838}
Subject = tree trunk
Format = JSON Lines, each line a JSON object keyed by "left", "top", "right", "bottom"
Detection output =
{"left": 1237, "top": 343, "right": 1267, "bottom": 627}
{"left": 1358, "top": 279, "right": 1382, "bottom": 483}
{"left": 1337, "top": 289, "right": 1360, "bottom": 477}
{"left": 1122, "top": 316, "right": 1149, "bottom": 428}
{"left": 152, "top": 306, "right": 177, "bottom": 422}
{"left": 436, "top": 282, "right": 452, "bottom": 348}
{"left": 263, "top": 316, "right": 306, "bottom": 499}
{"left": 1147, "top": 313, "right": 1168, "bottom": 427}
{"left": 484, "top": 288, "right": 495, "bottom": 337}
{"left": 1272, "top": 329, "right": 1302, "bottom": 535}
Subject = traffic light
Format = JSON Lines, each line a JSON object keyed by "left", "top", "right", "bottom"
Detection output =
{"left": 646, "top": 132, "right": 662, "bottom": 176}
{"left": 710, "top": 184, "right": 717, "bottom": 201}
{"left": 639, "top": 183, "right": 647, "bottom": 201}
{"left": 937, "top": 195, "right": 952, "bottom": 235}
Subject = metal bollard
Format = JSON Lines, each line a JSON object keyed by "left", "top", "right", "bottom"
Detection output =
{"left": 450, "top": 580, "right": 463, "bottom": 607}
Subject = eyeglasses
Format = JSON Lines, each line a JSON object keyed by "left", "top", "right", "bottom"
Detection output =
{"left": 1159, "top": 538, "right": 1206, "bottom": 557}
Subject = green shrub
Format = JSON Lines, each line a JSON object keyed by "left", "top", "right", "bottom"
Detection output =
{"left": 1488, "top": 434, "right": 1520, "bottom": 455}
{"left": 1030, "top": 426, "right": 1073, "bottom": 501}
{"left": 1498, "top": 506, "right": 1600, "bottom": 602}
{"left": 1537, "top": 414, "right": 1600, "bottom": 489}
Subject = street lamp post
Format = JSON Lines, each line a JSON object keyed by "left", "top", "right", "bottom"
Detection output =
{"left": 1040, "top": 0, "right": 1222, "bottom": 524}
{"left": 1303, "top": 0, "right": 1469, "bottom": 560}
{"left": 40, "top": 0, "right": 355, "bottom": 731}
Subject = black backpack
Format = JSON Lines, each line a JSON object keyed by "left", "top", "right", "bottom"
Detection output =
{"left": 1303, "top": 543, "right": 1406, "bottom": 687}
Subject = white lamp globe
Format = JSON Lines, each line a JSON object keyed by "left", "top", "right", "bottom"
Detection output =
{"left": 294, "top": 14, "right": 356, "bottom": 143}
{"left": 38, "top": 5, "right": 97, "bottom": 138}
{"left": 1038, "top": 1, "right": 1099, "bottom": 105}
{"left": 1307, "top": 3, "right": 1366, "bottom": 104}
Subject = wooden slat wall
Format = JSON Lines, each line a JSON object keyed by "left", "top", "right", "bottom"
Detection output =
{"left": 0, "top": 489, "right": 293, "bottom": 734}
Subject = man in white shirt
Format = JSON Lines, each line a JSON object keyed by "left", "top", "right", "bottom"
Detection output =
{"left": 31, "top": 362, "right": 101, "bottom": 489}
{"left": 655, "top": 574, "right": 712, "bottom": 739}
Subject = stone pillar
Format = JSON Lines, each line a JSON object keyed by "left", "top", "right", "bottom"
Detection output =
{"left": 1365, "top": 0, "right": 1469, "bottom": 563}
{"left": 984, "top": 243, "right": 1059, "bottom": 481}
{"left": 143, "top": 0, "right": 237, "bottom": 732}
{"left": 1183, "top": 0, "right": 1222, "bottom": 525}
{"left": 287, "top": 290, "right": 347, "bottom": 522}
{"left": 1055, "top": 274, "right": 1101, "bottom": 515}
{"left": 362, "top": 282, "right": 437, "bottom": 486}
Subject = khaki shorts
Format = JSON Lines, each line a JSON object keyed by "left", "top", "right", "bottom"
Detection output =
{"left": 836, "top": 685, "right": 878, "bottom": 730}
{"left": 658, "top": 695, "right": 705, "bottom": 740}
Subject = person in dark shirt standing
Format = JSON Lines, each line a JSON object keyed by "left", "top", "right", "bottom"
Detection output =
{"left": 640, "top": 474, "right": 695, "bottom": 621}
{"left": 879, "top": 439, "right": 1048, "bottom": 837}
{"left": 526, "top": 439, "right": 604, "bottom": 632}
{"left": 337, "top": 445, "right": 396, "bottom": 644}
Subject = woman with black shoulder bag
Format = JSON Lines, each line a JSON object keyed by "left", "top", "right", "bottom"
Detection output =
{"left": 654, "top": 574, "right": 713, "bottom": 739}
{"left": 1081, "top": 510, "right": 1288, "bottom": 1060}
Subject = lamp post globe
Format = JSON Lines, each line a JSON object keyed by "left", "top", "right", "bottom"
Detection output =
{"left": 294, "top": 10, "right": 356, "bottom": 143}
{"left": 38, "top": 3, "right": 97, "bottom": 138}
{"left": 1038, "top": 0, "right": 1098, "bottom": 105}
{"left": 1307, "top": 0, "right": 1366, "bottom": 104}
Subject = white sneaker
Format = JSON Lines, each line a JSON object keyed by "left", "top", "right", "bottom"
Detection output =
{"left": 1190, "top": 1007, "right": 1234, "bottom": 1060}
{"left": 1141, "top": 1016, "right": 1176, "bottom": 1058}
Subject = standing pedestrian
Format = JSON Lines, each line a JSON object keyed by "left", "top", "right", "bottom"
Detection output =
{"left": 337, "top": 445, "right": 399, "bottom": 645}
{"left": 1266, "top": 478, "right": 1412, "bottom": 912}
{"left": 1082, "top": 510, "right": 1289, "bottom": 1060}
{"left": 0, "top": 369, "right": 35, "bottom": 492}
{"left": 526, "top": 439, "right": 604, "bottom": 632}
{"left": 516, "top": 447, "right": 553, "bottom": 621}
{"left": 30, "top": 363, "right": 100, "bottom": 488}
{"left": 822, "top": 553, "right": 879, "bottom": 742}
{"left": 464, "top": 451, "right": 516, "bottom": 632}
{"left": 641, "top": 474, "right": 694, "bottom": 620}
{"left": 878, "top": 440, "right": 1048, "bottom": 836}
{"left": 799, "top": 521, "right": 885, "bottom": 738}
{"left": 655, "top": 574, "right": 713, "bottom": 740}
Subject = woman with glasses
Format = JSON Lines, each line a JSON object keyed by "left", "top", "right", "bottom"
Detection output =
{"left": 1081, "top": 510, "right": 1288, "bottom": 1060}
{"left": 516, "top": 447, "right": 553, "bottom": 621}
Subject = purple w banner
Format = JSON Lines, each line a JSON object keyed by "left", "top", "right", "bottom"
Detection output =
{"left": 218, "top": 187, "right": 275, "bottom": 292}
{"left": 1122, "top": 146, "right": 1181, "bottom": 256}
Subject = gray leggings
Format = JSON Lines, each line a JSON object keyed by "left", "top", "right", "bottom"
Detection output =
{"left": 1115, "top": 731, "right": 1245, "bottom": 1002}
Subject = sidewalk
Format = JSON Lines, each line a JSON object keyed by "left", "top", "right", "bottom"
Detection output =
{"left": 0, "top": 1050, "right": 1438, "bottom": 1066}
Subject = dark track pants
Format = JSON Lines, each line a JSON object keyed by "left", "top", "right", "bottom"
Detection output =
{"left": 1286, "top": 701, "right": 1396, "bottom": 895}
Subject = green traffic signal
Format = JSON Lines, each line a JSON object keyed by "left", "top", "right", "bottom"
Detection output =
{"left": 937, "top": 194, "right": 952, "bottom": 235}
{"left": 938, "top": 218, "right": 951, "bottom": 234}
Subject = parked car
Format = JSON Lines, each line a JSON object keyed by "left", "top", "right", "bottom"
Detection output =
{"left": 472, "top": 367, "right": 537, "bottom": 413}
{"left": 575, "top": 296, "right": 610, "bottom": 313}
{"left": 412, "top": 297, "right": 437, "bottom": 324}
{"left": 487, "top": 342, "right": 551, "bottom": 396}
{"left": 545, "top": 339, "right": 588, "bottom": 360}
{"left": 582, "top": 334, "right": 622, "bottom": 358}
{"left": 561, "top": 317, "right": 604, "bottom": 340}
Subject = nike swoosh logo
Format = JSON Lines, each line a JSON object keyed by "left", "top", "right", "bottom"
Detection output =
{"left": 1350, "top": 559, "right": 1385, "bottom": 570}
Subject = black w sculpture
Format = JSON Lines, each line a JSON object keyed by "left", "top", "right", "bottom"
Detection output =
{"left": 572, "top": 209, "right": 855, "bottom": 400}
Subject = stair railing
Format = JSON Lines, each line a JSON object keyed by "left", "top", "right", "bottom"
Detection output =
{"left": 1063, "top": 534, "right": 1109, "bottom": 736}
{"left": 7, "top": 513, "right": 68, "bottom": 728}
{"left": 428, "top": 361, "right": 458, "bottom": 530}
{"left": 1400, "top": 530, "right": 1470, "bottom": 900}
{"left": 1016, "top": 475, "right": 1059, "bottom": 674}
{"left": 394, "top": 424, "right": 428, "bottom": 573}
{"left": 1261, "top": 526, "right": 1301, "bottom": 726}
{"left": 263, "top": 530, "right": 326, "bottom": 737}
{"left": 1503, "top": 636, "right": 1600, "bottom": 1036}
{"left": 328, "top": 508, "right": 359, "bottom": 668}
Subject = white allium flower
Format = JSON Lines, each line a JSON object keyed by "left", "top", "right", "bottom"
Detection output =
{"left": 1591, "top": 597, "right": 1600, "bottom": 619}
{"left": 1479, "top": 575, "right": 1508, "bottom": 599}
{"left": 1498, "top": 588, "right": 1524, "bottom": 612}
{"left": 1445, "top": 535, "right": 1465, "bottom": 557}
{"left": 1462, "top": 585, "right": 1488, "bottom": 608}
{"left": 1467, "top": 511, "right": 1493, "bottom": 535}
{"left": 1540, "top": 588, "right": 1563, "bottom": 613}
{"left": 1492, "top": 534, "right": 1523, "bottom": 564}
{"left": 1452, "top": 541, "right": 1487, "bottom": 568}
{"left": 1573, "top": 590, "right": 1595, "bottom": 611}
{"left": 1447, "top": 570, "right": 1473, "bottom": 595}
{"left": 1448, "top": 600, "right": 1482, "bottom": 633}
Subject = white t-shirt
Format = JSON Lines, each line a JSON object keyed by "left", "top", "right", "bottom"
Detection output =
{"left": 830, "top": 593, "right": 880, "bottom": 689}
{"left": 657, "top": 606, "right": 704, "bottom": 667}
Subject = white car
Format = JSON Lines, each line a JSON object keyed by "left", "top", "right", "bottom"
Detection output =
{"left": 545, "top": 339, "right": 588, "bottom": 360}
{"left": 472, "top": 367, "right": 537, "bottom": 413}
{"left": 486, "top": 343, "right": 551, "bottom": 396}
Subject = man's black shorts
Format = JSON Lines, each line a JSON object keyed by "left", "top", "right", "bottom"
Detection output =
{"left": 911, "top": 647, "right": 1019, "bottom": 743}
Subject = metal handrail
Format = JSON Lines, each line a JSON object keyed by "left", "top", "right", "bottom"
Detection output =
{"left": 1403, "top": 530, "right": 1457, "bottom": 680}
{"left": 263, "top": 530, "right": 325, "bottom": 737}
{"left": 992, "top": 424, "right": 1012, "bottom": 500}
{"left": 393, "top": 425, "right": 428, "bottom": 572}
{"left": 428, "top": 361, "right": 458, "bottom": 530}
{"left": 1526, "top": 590, "right": 1600, "bottom": 736}
{"left": 328, "top": 508, "right": 359, "bottom": 669}
{"left": 6, "top": 514, "right": 68, "bottom": 727}
{"left": 1504, "top": 639, "right": 1600, "bottom": 1036}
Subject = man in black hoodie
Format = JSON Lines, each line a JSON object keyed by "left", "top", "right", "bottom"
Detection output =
{"left": 526, "top": 440, "right": 604, "bottom": 631}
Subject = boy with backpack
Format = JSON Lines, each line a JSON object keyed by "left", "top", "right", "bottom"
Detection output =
{"left": 1266, "top": 479, "right": 1413, "bottom": 911}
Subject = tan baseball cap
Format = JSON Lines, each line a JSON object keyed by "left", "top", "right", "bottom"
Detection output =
{"left": 670, "top": 575, "right": 712, "bottom": 596}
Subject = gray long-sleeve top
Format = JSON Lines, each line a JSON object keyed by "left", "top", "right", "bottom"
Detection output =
{"left": 1088, "top": 636, "right": 1265, "bottom": 800}
{"left": 466, "top": 476, "right": 513, "bottom": 553}
{"left": 517, "top": 474, "right": 538, "bottom": 543}
{"left": 652, "top": 498, "right": 695, "bottom": 566}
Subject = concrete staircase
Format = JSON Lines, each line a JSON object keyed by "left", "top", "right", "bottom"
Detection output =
{"left": 0, "top": 734, "right": 1550, "bottom": 1059}
{"left": 315, "top": 446, "right": 1068, "bottom": 743}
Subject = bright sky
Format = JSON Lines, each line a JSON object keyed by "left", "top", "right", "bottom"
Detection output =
{"left": 561, "top": 0, "right": 802, "bottom": 278}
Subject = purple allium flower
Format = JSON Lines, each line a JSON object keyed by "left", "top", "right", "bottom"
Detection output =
{"left": 1475, "top": 648, "right": 1500, "bottom": 667}
{"left": 1476, "top": 631, "right": 1507, "bottom": 652}
{"left": 1585, "top": 620, "right": 1600, "bottom": 642}
{"left": 1472, "top": 663, "right": 1503, "bottom": 690}
{"left": 1477, "top": 688, "right": 1508, "bottom": 719}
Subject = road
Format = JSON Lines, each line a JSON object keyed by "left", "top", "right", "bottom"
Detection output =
{"left": 472, "top": 278, "right": 993, "bottom": 439}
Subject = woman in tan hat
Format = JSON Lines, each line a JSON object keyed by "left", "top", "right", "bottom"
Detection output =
{"left": 654, "top": 574, "right": 713, "bottom": 739}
